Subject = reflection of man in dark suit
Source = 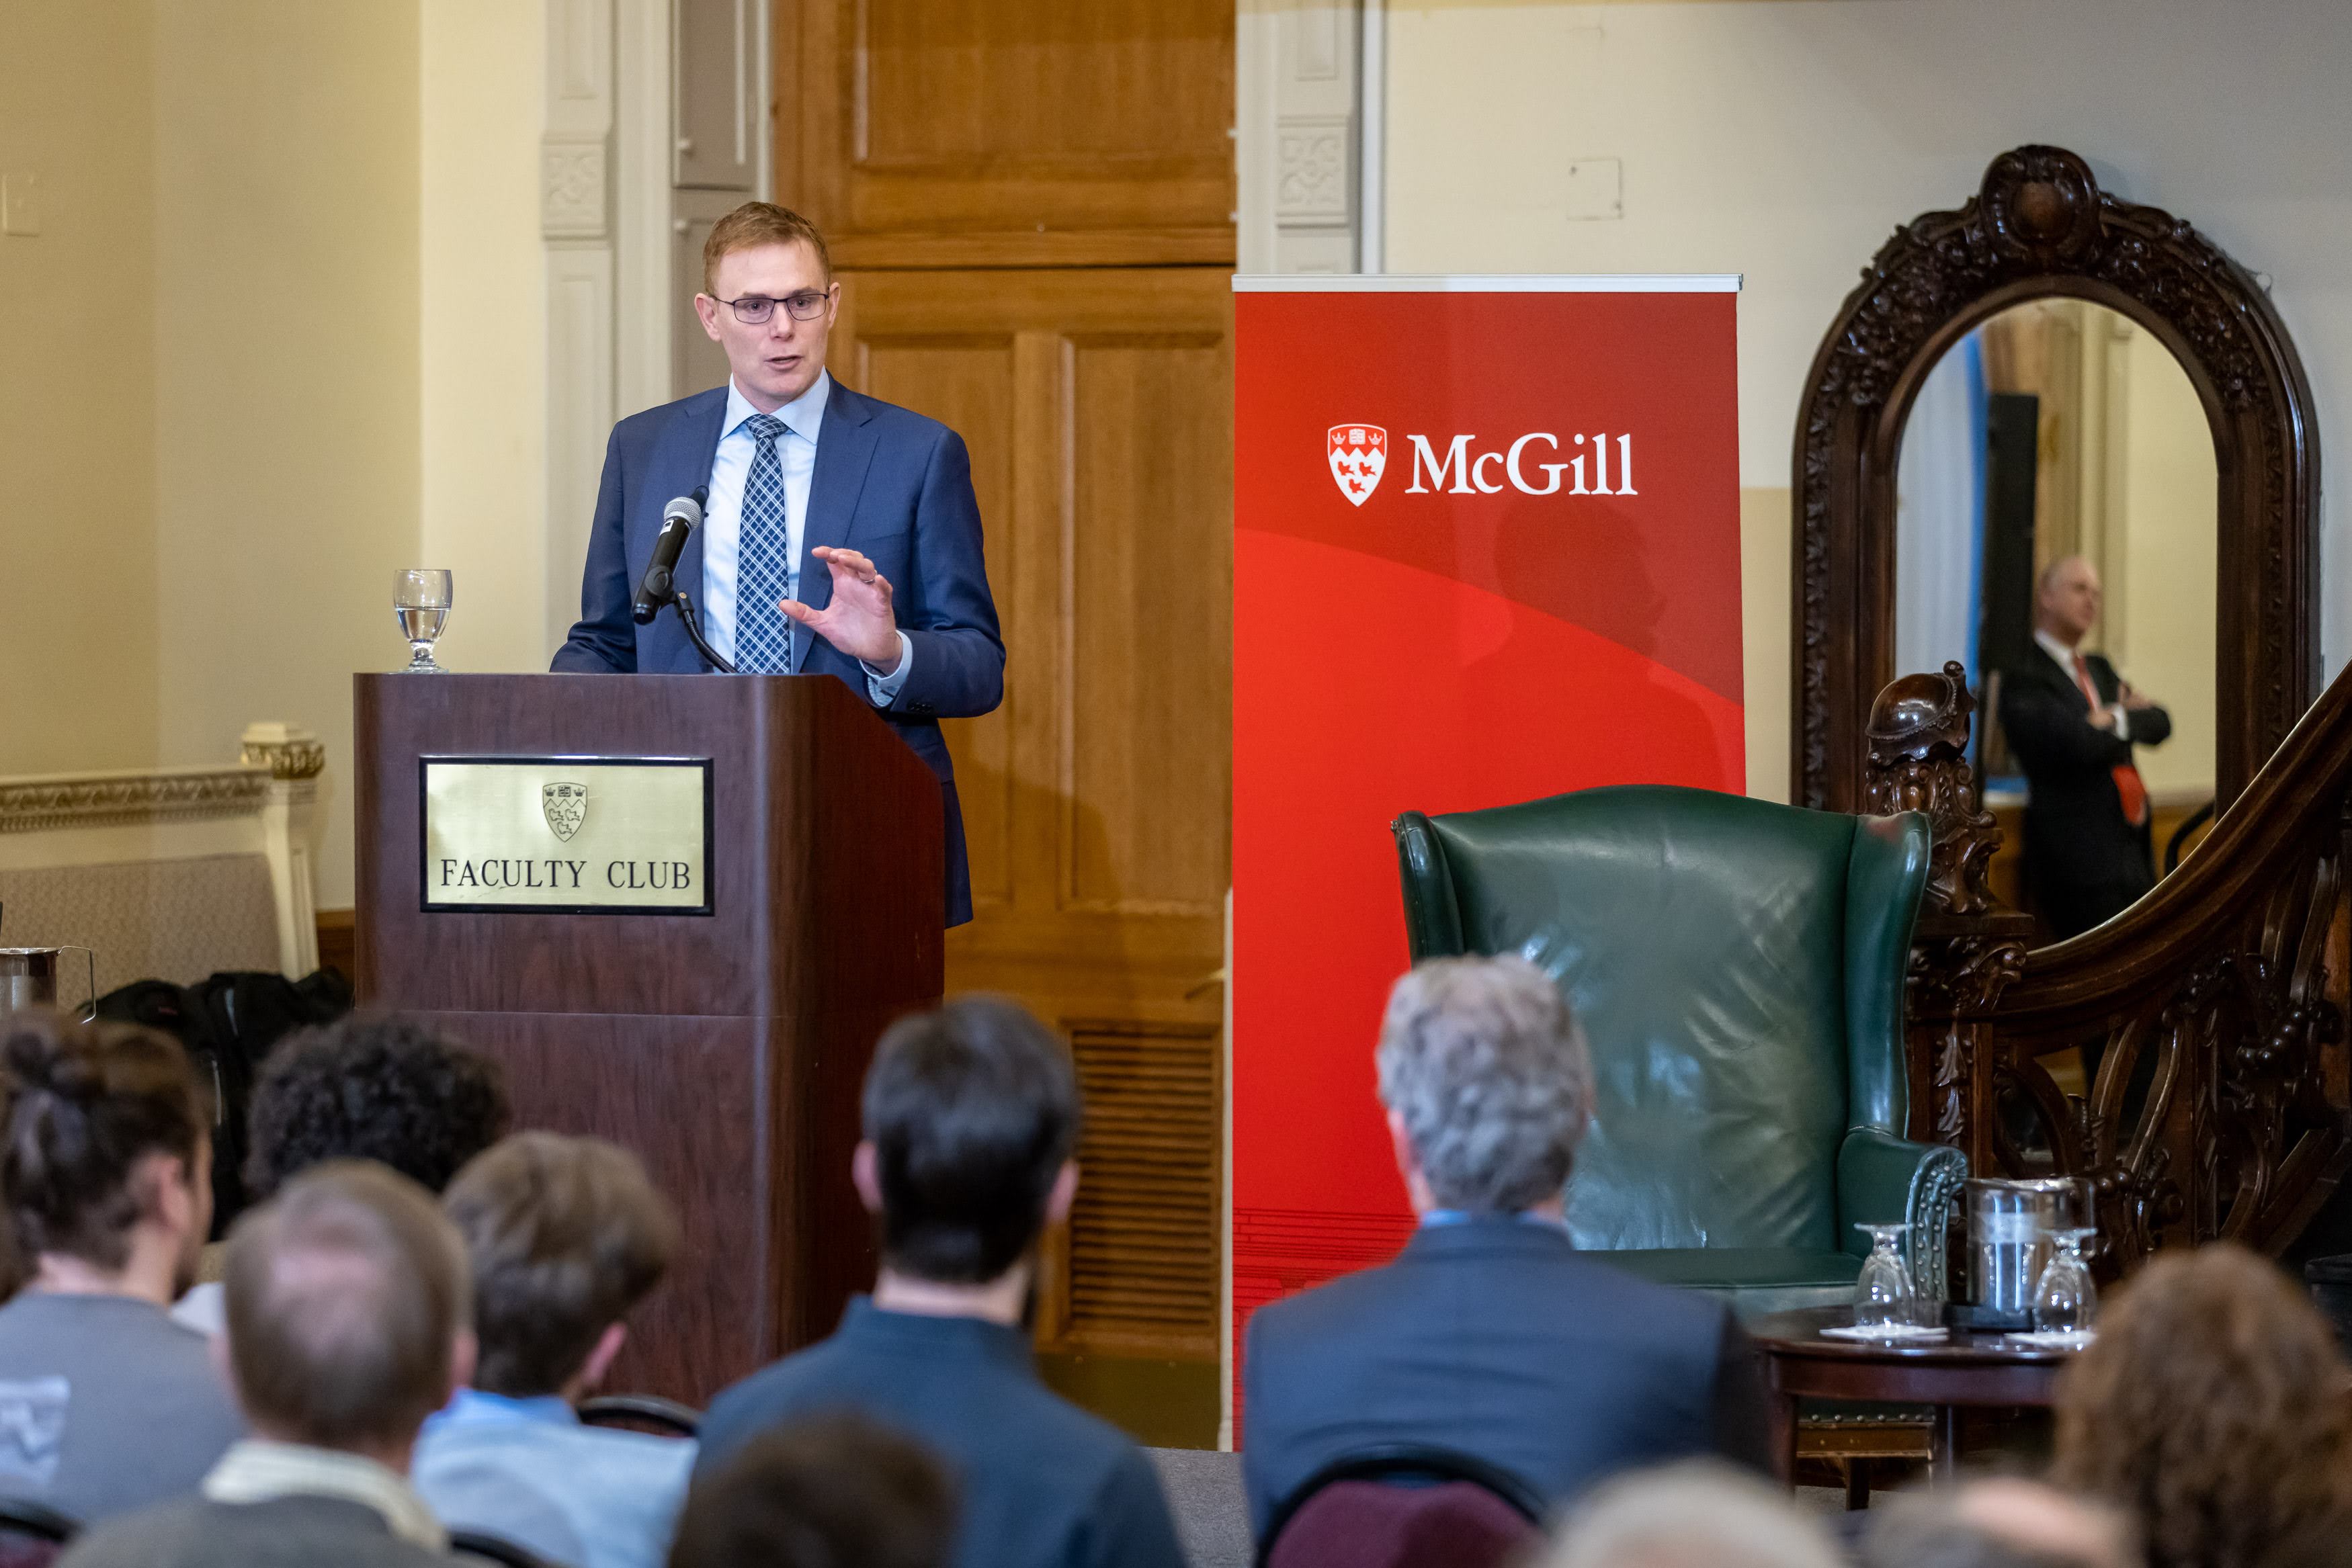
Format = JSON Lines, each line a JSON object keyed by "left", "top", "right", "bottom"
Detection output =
{"left": 1999, "top": 556, "right": 2171, "bottom": 940}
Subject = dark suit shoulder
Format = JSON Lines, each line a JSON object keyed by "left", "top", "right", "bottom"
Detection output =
{"left": 1252, "top": 1227, "right": 1728, "bottom": 1352}
{"left": 1997, "top": 649, "right": 2071, "bottom": 690}
{"left": 831, "top": 382, "right": 958, "bottom": 448}
{"left": 704, "top": 1329, "right": 1137, "bottom": 1461}
{"left": 60, "top": 1495, "right": 445, "bottom": 1568}
{"left": 610, "top": 385, "right": 729, "bottom": 447}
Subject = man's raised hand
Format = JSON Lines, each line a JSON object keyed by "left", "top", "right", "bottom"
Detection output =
{"left": 781, "top": 545, "right": 904, "bottom": 671}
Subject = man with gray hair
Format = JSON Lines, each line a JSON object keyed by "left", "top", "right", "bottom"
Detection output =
{"left": 60, "top": 1162, "right": 472, "bottom": 1568}
{"left": 1241, "top": 956, "right": 1769, "bottom": 1538}
{"left": 1544, "top": 1461, "right": 1841, "bottom": 1568}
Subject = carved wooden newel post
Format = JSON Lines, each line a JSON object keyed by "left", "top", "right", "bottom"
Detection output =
{"left": 1865, "top": 664, "right": 2033, "bottom": 1180}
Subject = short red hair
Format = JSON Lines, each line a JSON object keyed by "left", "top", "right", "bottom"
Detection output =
{"left": 701, "top": 202, "right": 833, "bottom": 294}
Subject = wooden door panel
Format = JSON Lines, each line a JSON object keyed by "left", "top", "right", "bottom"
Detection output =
{"left": 779, "top": 0, "right": 1236, "bottom": 263}
{"left": 849, "top": 335, "right": 1021, "bottom": 912}
{"left": 790, "top": 5, "right": 1236, "bottom": 1366}
{"left": 832, "top": 268, "right": 1230, "bottom": 1355}
{"left": 1068, "top": 335, "right": 1232, "bottom": 917}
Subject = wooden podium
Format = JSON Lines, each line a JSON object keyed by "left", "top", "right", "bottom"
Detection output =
{"left": 353, "top": 672, "right": 944, "bottom": 1404}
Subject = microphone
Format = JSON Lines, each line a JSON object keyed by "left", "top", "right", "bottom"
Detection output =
{"left": 632, "top": 486, "right": 708, "bottom": 625}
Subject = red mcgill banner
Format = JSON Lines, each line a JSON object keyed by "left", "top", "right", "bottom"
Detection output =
{"left": 1229, "top": 277, "right": 1745, "bottom": 1415}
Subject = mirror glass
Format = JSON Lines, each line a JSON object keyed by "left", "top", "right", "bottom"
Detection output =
{"left": 1894, "top": 299, "right": 2218, "bottom": 966}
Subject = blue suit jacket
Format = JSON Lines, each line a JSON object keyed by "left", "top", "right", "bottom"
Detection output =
{"left": 1241, "top": 1219, "right": 1771, "bottom": 1536}
{"left": 551, "top": 379, "right": 1004, "bottom": 926}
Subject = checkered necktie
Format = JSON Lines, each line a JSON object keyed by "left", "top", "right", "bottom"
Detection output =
{"left": 735, "top": 413, "right": 794, "bottom": 673}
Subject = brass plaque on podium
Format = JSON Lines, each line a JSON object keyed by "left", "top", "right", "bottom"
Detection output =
{"left": 420, "top": 756, "right": 714, "bottom": 915}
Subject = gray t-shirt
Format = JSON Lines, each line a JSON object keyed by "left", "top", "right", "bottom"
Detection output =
{"left": 0, "top": 1293, "right": 246, "bottom": 1524}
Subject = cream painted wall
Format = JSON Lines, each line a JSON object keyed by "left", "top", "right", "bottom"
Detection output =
{"left": 1739, "top": 487, "right": 1791, "bottom": 805}
{"left": 1386, "top": 0, "right": 2352, "bottom": 799}
{"left": 421, "top": 1, "right": 549, "bottom": 675}
{"left": 7, "top": 3, "right": 569, "bottom": 916}
{"left": 0, "top": 3, "right": 159, "bottom": 776}
{"left": 2117, "top": 329, "right": 2218, "bottom": 798}
{"left": 152, "top": 2, "right": 423, "bottom": 908}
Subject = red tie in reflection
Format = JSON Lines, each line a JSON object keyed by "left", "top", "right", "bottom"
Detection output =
{"left": 2073, "top": 652, "right": 2150, "bottom": 829}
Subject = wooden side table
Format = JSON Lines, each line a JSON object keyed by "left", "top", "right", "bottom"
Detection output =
{"left": 1751, "top": 1307, "right": 2079, "bottom": 1485}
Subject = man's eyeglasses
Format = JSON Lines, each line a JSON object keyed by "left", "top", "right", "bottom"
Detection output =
{"left": 713, "top": 290, "right": 831, "bottom": 325}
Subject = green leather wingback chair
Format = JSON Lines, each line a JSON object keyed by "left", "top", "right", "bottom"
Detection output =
{"left": 1394, "top": 785, "right": 1965, "bottom": 1316}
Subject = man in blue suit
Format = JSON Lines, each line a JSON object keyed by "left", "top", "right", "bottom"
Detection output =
{"left": 1241, "top": 956, "right": 1771, "bottom": 1538}
{"left": 552, "top": 202, "right": 1003, "bottom": 926}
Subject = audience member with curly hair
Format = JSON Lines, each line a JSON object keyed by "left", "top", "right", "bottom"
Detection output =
{"left": 0, "top": 1011, "right": 245, "bottom": 1522}
{"left": 2052, "top": 1242, "right": 2352, "bottom": 1568}
{"left": 244, "top": 1016, "right": 511, "bottom": 1199}
{"left": 170, "top": 1014, "right": 510, "bottom": 1337}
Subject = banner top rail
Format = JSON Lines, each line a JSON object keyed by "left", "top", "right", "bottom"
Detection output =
{"left": 1231, "top": 273, "right": 1742, "bottom": 294}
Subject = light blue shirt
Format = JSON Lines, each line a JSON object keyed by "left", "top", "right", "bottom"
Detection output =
{"left": 702, "top": 372, "right": 911, "bottom": 699}
{"left": 413, "top": 1388, "right": 697, "bottom": 1568}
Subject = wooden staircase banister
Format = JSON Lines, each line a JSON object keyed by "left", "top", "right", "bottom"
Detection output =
{"left": 1874, "top": 660, "right": 2352, "bottom": 1268}
{"left": 2013, "top": 651, "right": 2352, "bottom": 1008}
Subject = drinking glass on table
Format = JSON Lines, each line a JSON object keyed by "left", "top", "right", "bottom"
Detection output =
{"left": 394, "top": 569, "right": 454, "bottom": 673}
{"left": 2032, "top": 1227, "right": 2099, "bottom": 1340}
{"left": 1853, "top": 1221, "right": 1916, "bottom": 1332}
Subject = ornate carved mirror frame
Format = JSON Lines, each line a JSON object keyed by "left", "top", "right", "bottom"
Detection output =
{"left": 1792, "top": 144, "right": 2319, "bottom": 817}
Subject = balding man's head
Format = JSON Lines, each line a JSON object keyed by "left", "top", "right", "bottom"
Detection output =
{"left": 2035, "top": 555, "right": 2103, "bottom": 646}
{"left": 222, "top": 1160, "right": 472, "bottom": 1455}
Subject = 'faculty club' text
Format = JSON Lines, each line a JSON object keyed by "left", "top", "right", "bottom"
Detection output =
{"left": 437, "top": 858, "right": 696, "bottom": 892}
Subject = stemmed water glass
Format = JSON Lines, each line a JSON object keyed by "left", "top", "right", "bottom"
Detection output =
{"left": 1853, "top": 1221, "right": 1917, "bottom": 1333}
{"left": 2033, "top": 1227, "right": 2099, "bottom": 1341}
{"left": 394, "top": 569, "right": 454, "bottom": 673}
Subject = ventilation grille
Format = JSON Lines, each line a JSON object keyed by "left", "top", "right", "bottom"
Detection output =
{"left": 1062, "top": 1018, "right": 1221, "bottom": 1354}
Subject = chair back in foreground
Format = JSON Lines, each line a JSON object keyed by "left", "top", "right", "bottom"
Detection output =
{"left": 1259, "top": 1446, "right": 1543, "bottom": 1568}
{"left": 450, "top": 1527, "right": 560, "bottom": 1568}
{"left": 577, "top": 1394, "right": 702, "bottom": 1438}
{"left": 0, "top": 1497, "right": 77, "bottom": 1568}
{"left": 1395, "top": 785, "right": 1960, "bottom": 1312}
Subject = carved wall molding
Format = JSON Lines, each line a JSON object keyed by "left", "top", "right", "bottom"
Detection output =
{"left": 540, "top": 135, "right": 610, "bottom": 239}
{"left": 0, "top": 769, "right": 270, "bottom": 836}
{"left": 1794, "top": 144, "right": 2319, "bottom": 818}
{"left": 1274, "top": 114, "right": 1353, "bottom": 226}
{"left": 1238, "top": 3, "right": 1368, "bottom": 274}
{"left": 239, "top": 722, "right": 327, "bottom": 782}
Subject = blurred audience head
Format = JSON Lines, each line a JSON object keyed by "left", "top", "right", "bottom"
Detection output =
{"left": 2054, "top": 1241, "right": 2352, "bottom": 1568}
{"left": 667, "top": 1412, "right": 954, "bottom": 1568}
{"left": 1544, "top": 1462, "right": 1840, "bottom": 1568}
{"left": 1863, "top": 1478, "right": 2136, "bottom": 1568}
{"left": 855, "top": 996, "right": 1079, "bottom": 1285}
{"left": 1377, "top": 955, "right": 1593, "bottom": 1215}
{"left": 246, "top": 1014, "right": 509, "bottom": 1201}
{"left": 1, "top": 1010, "right": 210, "bottom": 1298}
{"left": 222, "top": 1161, "right": 472, "bottom": 1462}
{"left": 443, "top": 1131, "right": 679, "bottom": 1399}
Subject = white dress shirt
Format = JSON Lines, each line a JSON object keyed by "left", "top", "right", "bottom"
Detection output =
{"left": 702, "top": 372, "right": 910, "bottom": 699}
{"left": 2034, "top": 628, "right": 2132, "bottom": 742}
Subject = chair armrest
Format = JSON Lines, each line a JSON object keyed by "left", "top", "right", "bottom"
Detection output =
{"left": 1837, "top": 1126, "right": 1968, "bottom": 1301}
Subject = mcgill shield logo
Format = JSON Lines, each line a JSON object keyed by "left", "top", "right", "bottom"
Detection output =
{"left": 542, "top": 781, "right": 589, "bottom": 842}
{"left": 1327, "top": 424, "right": 1387, "bottom": 507}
